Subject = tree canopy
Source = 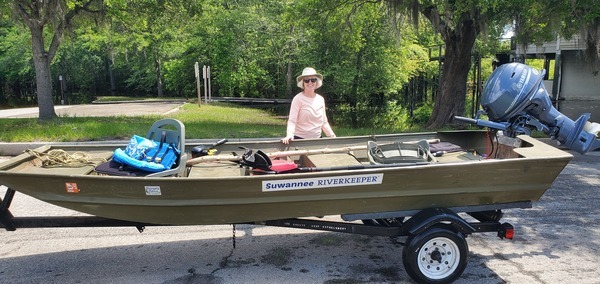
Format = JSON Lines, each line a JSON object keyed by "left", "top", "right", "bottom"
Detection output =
{"left": 0, "top": 0, "right": 598, "bottom": 128}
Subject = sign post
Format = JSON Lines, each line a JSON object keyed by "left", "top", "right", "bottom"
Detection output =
{"left": 59, "top": 75, "right": 65, "bottom": 105}
{"left": 207, "top": 66, "right": 211, "bottom": 102}
{"left": 203, "top": 65, "right": 208, "bottom": 104}
{"left": 194, "top": 62, "right": 201, "bottom": 107}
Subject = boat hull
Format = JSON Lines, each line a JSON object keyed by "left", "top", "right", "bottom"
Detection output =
{"left": 0, "top": 131, "right": 572, "bottom": 225}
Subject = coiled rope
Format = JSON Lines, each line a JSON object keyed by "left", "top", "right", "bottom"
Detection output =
{"left": 25, "top": 149, "right": 107, "bottom": 168}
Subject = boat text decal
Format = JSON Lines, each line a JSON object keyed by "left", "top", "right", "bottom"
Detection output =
{"left": 262, "top": 173, "right": 383, "bottom": 192}
{"left": 145, "top": 186, "right": 162, "bottom": 196}
{"left": 65, "top": 182, "right": 80, "bottom": 193}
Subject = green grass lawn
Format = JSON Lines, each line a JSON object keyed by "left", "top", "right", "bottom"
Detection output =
{"left": 0, "top": 103, "right": 402, "bottom": 142}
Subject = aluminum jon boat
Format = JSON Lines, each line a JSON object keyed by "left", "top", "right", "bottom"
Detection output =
{"left": 0, "top": 123, "right": 572, "bottom": 227}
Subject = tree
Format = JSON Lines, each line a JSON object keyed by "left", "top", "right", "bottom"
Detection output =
{"left": 560, "top": 0, "right": 600, "bottom": 72}
{"left": 9, "top": 0, "right": 102, "bottom": 120}
{"left": 508, "top": 0, "right": 565, "bottom": 62}
{"left": 0, "top": 14, "right": 35, "bottom": 105}
{"left": 384, "top": 0, "right": 513, "bottom": 129}
{"left": 106, "top": 0, "right": 202, "bottom": 98}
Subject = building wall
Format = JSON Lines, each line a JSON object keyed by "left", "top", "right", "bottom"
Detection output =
{"left": 560, "top": 51, "right": 600, "bottom": 100}
{"left": 558, "top": 50, "right": 600, "bottom": 121}
{"left": 516, "top": 35, "right": 585, "bottom": 54}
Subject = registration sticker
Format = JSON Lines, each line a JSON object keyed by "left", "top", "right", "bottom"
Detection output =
{"left": 262, "top": 173, "right": 383, "bottom": 192}
{"left": 144, "top": 186, "right": 162, "bottom": 196}
{"left": 65, "top": 182, "right": 80, "bottom": 193}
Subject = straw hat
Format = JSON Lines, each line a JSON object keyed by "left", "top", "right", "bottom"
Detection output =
{"left": 296, "top": 67, "right": 323, "bottom": 89}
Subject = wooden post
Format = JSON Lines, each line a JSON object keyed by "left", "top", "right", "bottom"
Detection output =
{"left": 203, "top": 65, "right": 208, "bottom": 104}
{"left": 194, "top": 62, "right": 201, "bottom": 107}
{"left": 207, "top": 66, "right": 211, "bottom": 102}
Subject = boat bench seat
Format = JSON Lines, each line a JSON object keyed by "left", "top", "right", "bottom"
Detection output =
{"left": 301, "top": 153, "right": 362, "bottom": 168}
{"left": 188, "top": 161, "right": 243, "bottom": 177}
{"left": 435, "top": 151, "right": 482, "bottom": 163}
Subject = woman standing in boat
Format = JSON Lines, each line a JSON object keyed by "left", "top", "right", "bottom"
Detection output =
{"left": 282, "top": 67, "right": 336, "bottom": 144}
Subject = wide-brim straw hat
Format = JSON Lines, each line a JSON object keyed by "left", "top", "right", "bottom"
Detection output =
{"left": 296, "top": 67, "right": 323, "bottom": 89}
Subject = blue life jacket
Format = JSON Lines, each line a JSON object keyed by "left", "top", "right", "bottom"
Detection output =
{"left": 112, "top": 134, "right": 180, "bottom": 173}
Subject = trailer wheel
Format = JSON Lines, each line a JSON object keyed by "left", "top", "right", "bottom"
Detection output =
{"left": 402, "top": 226, "right": 468, "bottom": 284}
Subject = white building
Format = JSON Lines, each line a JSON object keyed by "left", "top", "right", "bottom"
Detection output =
{"left": 511, "top": 35, "right": 600, "bottom": 122}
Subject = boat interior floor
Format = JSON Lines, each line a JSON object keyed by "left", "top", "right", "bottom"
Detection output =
{"left": 3, "top": 140, "right": 489, "bottom": 178}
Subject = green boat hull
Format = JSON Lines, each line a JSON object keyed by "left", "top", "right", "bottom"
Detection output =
{"left": 0, "top": 131, "right": 572, "bottom": 225}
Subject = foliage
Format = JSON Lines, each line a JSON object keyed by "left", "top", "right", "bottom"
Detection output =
{"left": 411, "top": 102, "right": 433, "bottom": 126}
{"left": 1, "top": 0, "right": 600, "bottom": 127}
{"left": 6, "top": 0, "right": 106, "bottom": 120}
{"left": 0, "top": 17, "right": 34, "bottom": 106}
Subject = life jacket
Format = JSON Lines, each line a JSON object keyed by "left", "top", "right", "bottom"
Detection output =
{"left": 112, "top": 133, "right": 180, "bottom": 173}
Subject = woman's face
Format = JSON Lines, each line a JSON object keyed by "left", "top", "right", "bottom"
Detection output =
{"left": 303, "top": 77, "right": 318, "bottom": 89}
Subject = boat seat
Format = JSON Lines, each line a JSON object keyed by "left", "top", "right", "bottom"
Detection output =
{"left": 301, "top": 153, "right": 362, "bottom": 168}
{"left": 188, "top": 161, "right": 243, "bottom": 177}
{"left": 367, "top": 140, "right": 437, "bottom": 165}
{"left": 95, "top": 118, "right": 187, "bottom": 177}
{"left": 145, "top": 118, "right": 187, "bottom": 177}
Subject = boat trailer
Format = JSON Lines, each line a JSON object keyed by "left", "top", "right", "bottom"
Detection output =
{"left": 2, "top": 186, "right": 521, "bottom": 283}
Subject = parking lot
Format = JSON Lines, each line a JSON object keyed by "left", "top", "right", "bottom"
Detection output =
{"left": 0, "top": 101, "right": 184, "bottom": 118}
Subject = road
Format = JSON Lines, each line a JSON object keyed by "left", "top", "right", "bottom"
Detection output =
{"left": 1, "top": 150, "right": 599, "bottom": 283}
{"left": 0, "top": 101, "right": 183, "bottom": 118}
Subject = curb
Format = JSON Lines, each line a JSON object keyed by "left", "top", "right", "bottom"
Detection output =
{"left": 91, "top": 99, "right": 187, "bottom": 104}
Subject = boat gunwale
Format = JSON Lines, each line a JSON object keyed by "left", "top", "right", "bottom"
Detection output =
{"left": 0, "top": 132, "right": 573, "bottom": 181}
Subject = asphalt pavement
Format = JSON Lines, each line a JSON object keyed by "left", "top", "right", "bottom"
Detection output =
{"left": 0, "top": 101, "right": 184, "bottom": 118}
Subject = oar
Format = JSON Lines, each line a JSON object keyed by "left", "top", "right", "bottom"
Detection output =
{"left": 185, "top": 138, "right": 439, "bottom": 166}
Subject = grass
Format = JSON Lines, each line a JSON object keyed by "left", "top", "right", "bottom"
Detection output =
{"left": 0, "top": 102, "right": 404, "bottom": 142}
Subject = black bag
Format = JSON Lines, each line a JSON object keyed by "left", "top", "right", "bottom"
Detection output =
{"left": 239, "top": 147, "right": 272, "bottom": 171}
{"left": 94, "top": 160, "right": 151, "bottom": 176}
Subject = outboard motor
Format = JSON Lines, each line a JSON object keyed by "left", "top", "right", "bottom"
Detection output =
{"left": 455, "top": 62, "right": 600, "bottom": 154}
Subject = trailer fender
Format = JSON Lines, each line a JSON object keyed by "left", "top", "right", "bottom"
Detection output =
{"left": 401, "top": 207, "right": 475, "bottom": 236}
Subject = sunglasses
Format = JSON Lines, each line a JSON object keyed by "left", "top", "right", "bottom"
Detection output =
{"left": 303, "top": 78, "right": 318, "bottom": 83}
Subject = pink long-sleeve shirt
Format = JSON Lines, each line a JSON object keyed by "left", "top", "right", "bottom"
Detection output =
{"left": 286, "top": 92, "right": 335, "bottom": 139}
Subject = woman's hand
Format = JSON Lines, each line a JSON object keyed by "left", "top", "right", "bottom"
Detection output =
{"left": 281, "top": 135, "right": 294, "bottom": 144}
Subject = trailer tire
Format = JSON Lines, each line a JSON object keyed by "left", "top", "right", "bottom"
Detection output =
{"left": 402, "top": 225, "right": 468, "bottom": 284}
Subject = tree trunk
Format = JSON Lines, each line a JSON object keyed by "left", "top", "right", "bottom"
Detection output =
{"left": 425, "top": 22, "right": 478, "bottom": 129}
{"left": 108, "top": 47, "right": 117, "bottom": 96}
{"left": 286, "top": 61, "right": 293, "bottom": 98}
{"left": 155, "top": 50, "right": 163, "bottom": 97}
{"left": 349, "top": 49, "right": 365, "bottom": 128}
{"left": 286, "top": 25, "right": 295, "bottom": 98}
{"left": 30, "top": 26, "right": 57, "bottom": 120}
